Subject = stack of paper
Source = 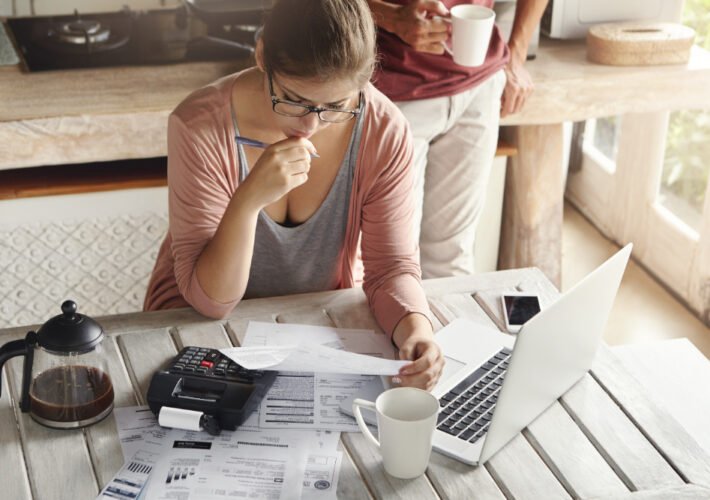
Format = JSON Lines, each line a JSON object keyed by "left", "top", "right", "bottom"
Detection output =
{"left": 99, "top": 322, "right": 396, "bottom": 499}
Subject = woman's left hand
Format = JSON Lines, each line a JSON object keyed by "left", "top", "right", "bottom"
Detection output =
{"left": 396, "top": 330, "right": 445, "bottom": 391}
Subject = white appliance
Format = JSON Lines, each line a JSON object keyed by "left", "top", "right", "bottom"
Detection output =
{"left": 541, "top": 0, "right": 683, "bottom": 39}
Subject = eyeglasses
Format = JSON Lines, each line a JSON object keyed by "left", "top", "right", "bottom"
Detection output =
{"left": 268, "top": 73, "right": 362, "bottom": 123}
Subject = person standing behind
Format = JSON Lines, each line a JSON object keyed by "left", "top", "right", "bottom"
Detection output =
{"left": 367, "top": 0, "right": 548, "bottom": 278}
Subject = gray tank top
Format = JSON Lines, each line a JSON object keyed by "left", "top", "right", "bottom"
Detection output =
{"left": 233, "top": 109, "right": 364, "bottom": 299}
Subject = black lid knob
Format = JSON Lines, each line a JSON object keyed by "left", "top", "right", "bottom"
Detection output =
{"left": 61, "top": 300, "right": 77, "bottom": 319}
{"left": 36, "top": 300, "right": 105, "bottom": 354}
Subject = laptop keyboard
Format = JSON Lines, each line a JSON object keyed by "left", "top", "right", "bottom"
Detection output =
{"left": 437, "top": 347, "right": 511, "bottom": 444}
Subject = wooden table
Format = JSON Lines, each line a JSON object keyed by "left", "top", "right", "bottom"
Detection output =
{"left": 2, "top": 269, "right": 709, "bottom": 500}
{"left": 3, "top": 39, "right": 710, "bottom": 286}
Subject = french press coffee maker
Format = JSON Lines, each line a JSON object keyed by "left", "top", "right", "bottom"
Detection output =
{"left": 0, "top": 300, "right": 114, "bottom": 429}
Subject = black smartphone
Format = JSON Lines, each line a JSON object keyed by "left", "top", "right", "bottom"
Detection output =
{"left": 501, "top": 293, "right": 541, "bottom": 333}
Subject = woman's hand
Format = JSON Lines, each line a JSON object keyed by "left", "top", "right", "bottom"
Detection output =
{"left": 240, "top": 137, "right": 317, "bottom": 210}
{"left": 392, "top": 313, "right": 445, "bottom": 391}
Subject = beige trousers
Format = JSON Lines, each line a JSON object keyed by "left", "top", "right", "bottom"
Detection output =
{"left": 396, "top": 69, "right": 506, "bottom": 278}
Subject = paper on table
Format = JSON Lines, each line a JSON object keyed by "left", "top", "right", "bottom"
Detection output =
{"left": 143, "top": 442, "right": 308, "bottom": 500}
{"left": 96, "top": 448, "right": 160, "bottom": 500}
{"left": 303, "top": 451, "right": 343, "bottom": 500}
{"left": 240, "top": 321, "right": 397, "bottom": 359}
{"left": 221, "top": 342, "right": 407, "bottom": 375}
{"left": 239, "top": 321, "right": 398, "bottom": 432}
{"left": 115, "top": 406, "right": 172, "bottom": 460}
{"left": 113, "top": 406, "right": 342, "bottom": 499}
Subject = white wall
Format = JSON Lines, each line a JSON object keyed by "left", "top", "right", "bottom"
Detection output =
{"left": 0, "top": 187, "right": 167, "bottom": 228}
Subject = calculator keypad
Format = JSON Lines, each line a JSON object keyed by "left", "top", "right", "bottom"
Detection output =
{"left": 168, "top": 346, "right": 261, "bottom": 383}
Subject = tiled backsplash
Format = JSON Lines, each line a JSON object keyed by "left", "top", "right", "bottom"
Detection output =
{"left": 0, "top": 186, "right": 168, "bottom": 329}
{"left": 0, "top": 212, "right": 167, "bottom": 328}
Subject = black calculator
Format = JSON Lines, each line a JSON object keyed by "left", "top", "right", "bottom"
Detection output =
{"left": 147, "top": 346, "right": 276, "bottom": 434}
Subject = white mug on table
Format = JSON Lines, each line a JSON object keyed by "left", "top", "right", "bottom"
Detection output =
{"left": 441, "top": 5, "right": 496, "bottom": 67}
{"left": 352, "top": 387, "right": 439, "bottom": 479}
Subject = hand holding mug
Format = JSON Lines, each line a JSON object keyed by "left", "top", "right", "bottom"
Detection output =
{"left": 440, "top": 5, "right": 496, "bottom": 67}
{"left": 390, "top": 0, "right": 450, "bottom": 54}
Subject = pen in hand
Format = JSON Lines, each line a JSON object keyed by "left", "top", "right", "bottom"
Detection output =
{"left": 235, "top": 135, "right": 320, "bottom": 158}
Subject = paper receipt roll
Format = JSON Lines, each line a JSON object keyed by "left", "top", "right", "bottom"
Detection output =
{"left": 158, "top": 406, "right": 203, "bottom": 431}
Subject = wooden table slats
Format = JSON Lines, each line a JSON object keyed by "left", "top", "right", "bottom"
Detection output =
{"left": 524, "top": 401, "right": 629, "bottom": 498}
{"left": 560, "top": 374, "right": 684, "bottom": 490}
{"left": 591, "top": 346, "right": 710, "bottom": 488}
{"left": 322, "top": 301, "right": 383, "bottom": 333}
{"left": 84, "top": 333, "right": 152, "bottom": 486}
{"left": 485, "top": 433, "right": 572, "bottom": 500}
{"left": 340, "top": 432, "right": 438, "bottom": 499}
{"left": 335, "top": 440, "right": 374, "bottom": 500}
{"left": 585, "top": 484, "right": 710, "bottom": 500}
{"left": 0, "top": 366, "right": 32, "bottom": 500}
{"left": 172, "top": 322, "right": 232, "bottom": 350}
{"left": 115, "top": 327, "right": 176, "bottom": 405}
{"left": 225, "top": 313, "right": 278, "bottom": 345}
{"left": 7, "top": 354, "right": 99, "bottom": 500}
{"left": 426, "top": 449, "right": 506, "bottom": 500}
{"left": 428, "top": 293, "right": 496, "bottom": 330}
{"left": 276, "top": 307, "right": 335, "bottom": 327}
{"left": 1, "top": 270, "right": 708, "bottom": 499}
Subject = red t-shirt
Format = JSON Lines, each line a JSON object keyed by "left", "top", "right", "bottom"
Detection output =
{"left": 373, "top": 0, "right": 509, "bottom": 101}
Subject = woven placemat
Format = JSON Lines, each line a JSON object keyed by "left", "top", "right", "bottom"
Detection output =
{"left": 0, "top": 22, "right": 20, "bottom": 66}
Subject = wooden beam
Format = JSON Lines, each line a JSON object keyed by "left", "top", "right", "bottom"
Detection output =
{"left": 0, "top": 157, "right": 166, "bottom": 200}
{"left": 498, "top": 124, "right": 565, "bottom": 287}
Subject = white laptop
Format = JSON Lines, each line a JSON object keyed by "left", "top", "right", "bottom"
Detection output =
{"left": 341, "top": 244, "right": 632, "bottom": 466}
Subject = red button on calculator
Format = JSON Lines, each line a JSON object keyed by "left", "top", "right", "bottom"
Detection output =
{"left": 200, "top": 360, "right": 214, "bottom": 368}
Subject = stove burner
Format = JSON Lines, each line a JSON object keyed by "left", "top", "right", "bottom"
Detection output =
{"left": 55, "top": 18, "right": 111, "bottom": 46}
{"left": 29, "top": 11, "right": 131, "bottom": 56}
{"left": 6, "top": 6, "right": 261, "bottom": 72}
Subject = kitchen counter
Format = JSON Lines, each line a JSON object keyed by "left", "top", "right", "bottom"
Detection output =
{"left": 2, "top": 38, "right": 710, "bottom": 285}
{"left": 3, "top": 39, "right": 710, "bottom": 168}
{"left": 0, "top": 58, "right": 247, "bottom": 168}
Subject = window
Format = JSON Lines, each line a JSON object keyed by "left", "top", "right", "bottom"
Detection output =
{"left": 566, "top": 0, "right": 710, "bottom": 320}
{"left": 584, "top": 116, "right": 620, "bottom": 173}
{"left": 660, "top": 109, "right": 710, "bottom": 233}
{"left": 658, "top": 0, "right": 710, "bottom": 234}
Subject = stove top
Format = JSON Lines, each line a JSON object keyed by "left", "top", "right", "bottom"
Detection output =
{"left": 6, "top": 7, "right": 260, "bottom": 72}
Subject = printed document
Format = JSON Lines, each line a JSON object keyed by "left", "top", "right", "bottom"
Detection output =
{"left": 96, "top": 448, "right": 159, "bottom": 500}
{"left": 238, "top": 322, "right": 395, "bottom": 431}
{"left": 220, "top": 342, "right": 406, "bottom": 375}
{"left": 143, "top": 438, "right": 308, "bottom": 500}
{"left": 113, "top": 406, "right": 342, "bottom": 499}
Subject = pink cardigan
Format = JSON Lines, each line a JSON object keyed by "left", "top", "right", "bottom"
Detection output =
{"left": 144, "top": 71, "right": 431, "bottom": 337}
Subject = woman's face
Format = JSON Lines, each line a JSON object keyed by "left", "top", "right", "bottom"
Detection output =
{"left": 267, "top": 72, "right": 361, "bottom": 140}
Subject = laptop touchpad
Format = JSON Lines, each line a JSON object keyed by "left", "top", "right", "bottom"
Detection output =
{"left": 441, "top": 356, "right": 467, "bottom": 385}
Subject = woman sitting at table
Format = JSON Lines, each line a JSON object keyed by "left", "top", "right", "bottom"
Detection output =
{"left": 143, "top": 0, "right": 443, "bottom": 390}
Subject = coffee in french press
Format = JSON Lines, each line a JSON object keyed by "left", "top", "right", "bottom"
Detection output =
{"left": 0, "top": 300, "right": 115, "bottom": 429}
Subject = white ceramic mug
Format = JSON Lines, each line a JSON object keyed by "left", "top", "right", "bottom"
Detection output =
{"left": 352, "top": 387, "right": 439, "bottom": 479}
{"left": 442, "top": 5, "right": 496, "bottom": 67}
